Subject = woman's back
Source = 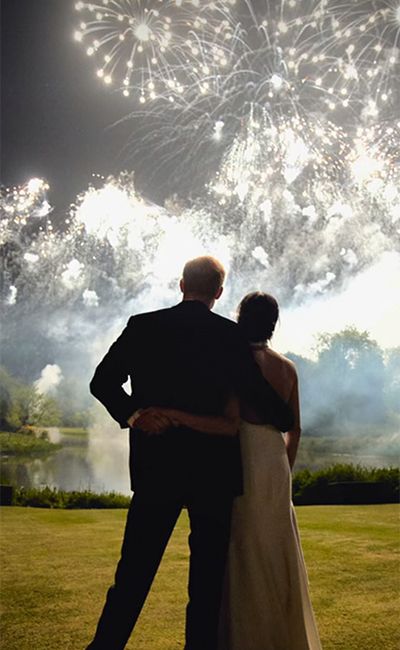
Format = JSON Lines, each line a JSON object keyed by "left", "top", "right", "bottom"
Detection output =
{"left": 253, "top": 345, "right": 296, "bottom": 400}
{"left": 241, "top": 345, "right": 300, "bottom": 431}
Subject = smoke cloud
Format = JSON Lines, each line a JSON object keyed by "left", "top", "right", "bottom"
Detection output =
{"left": 273, "top": 251, "right": 400, "bottom": 359}
{"left": 34, "top": 364, "right": 63, "bottom": 395}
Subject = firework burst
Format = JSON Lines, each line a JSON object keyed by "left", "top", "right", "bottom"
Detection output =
{"left": 0, "top": 178, "right": 51, "bottom": 225}
{"left": 311, "top": 0, "right": 400, "bottom": 118}
{"left": 74, "top": 0, "right": 236, "bottom": 102}
{"left": 75, "top": 1, "right": 400, "bottom": 117}
{"left": 209, "top": 108, "right": 348, "bottom": 211}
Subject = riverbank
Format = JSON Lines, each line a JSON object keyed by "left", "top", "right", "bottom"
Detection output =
{"left": 1, "top": 426, "right": 398, "bottom": 496}
{"left": 0, "top": 430, "right": 61, "bottom": 455}
{"left": 1, "top": 464, "right": 398, "bottom": 507}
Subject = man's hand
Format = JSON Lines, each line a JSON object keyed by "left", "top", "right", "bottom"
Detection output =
{"left": 134, "top": 407, "right": 177, "bottom": 435}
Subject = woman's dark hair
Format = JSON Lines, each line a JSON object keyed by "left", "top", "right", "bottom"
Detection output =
{"left": 237, "top": 292, "right": 279, "bottom": 342}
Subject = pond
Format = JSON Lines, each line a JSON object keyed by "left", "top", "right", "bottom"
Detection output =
{"left": 0, "top": 426, "right": 132, "bottom": 495}
{"left": 1, "top": 426, "right": 398, "bottom": 495}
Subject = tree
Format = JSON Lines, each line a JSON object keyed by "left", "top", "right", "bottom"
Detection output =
{"left": 0, "top": 366, "right": 61, "bottom": 430}
{"left": 283, "top": 352, "right": 317, "bottom": 432}
{"left": 312, "top": 327, "right": 386, "bottom": 428}
{"left": 55, "top": 377, "right": 91, "bottom": 427}
{"left": 384, "top": 347, "right": 400, "bottom": 416}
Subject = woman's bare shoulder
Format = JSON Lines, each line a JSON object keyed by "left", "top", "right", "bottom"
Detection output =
{"left": 263, "top": 347, "right": 298, "bottom": 377}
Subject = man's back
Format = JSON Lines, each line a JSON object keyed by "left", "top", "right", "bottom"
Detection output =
{"left": 91, "top": 300, "right": 244, "bottom": 499}
{"left": 125, "top": 300, "right": 239, "bottom": 414}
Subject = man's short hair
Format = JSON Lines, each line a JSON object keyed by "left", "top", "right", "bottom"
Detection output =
{"left": 182, "top": 256, "right": 225, "bottom": 299}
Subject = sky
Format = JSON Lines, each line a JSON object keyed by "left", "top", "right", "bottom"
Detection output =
{"left": 1, "top": 0, "right": 399, "bottom": 357}
{"left": 1, "top": 0, "right": 131, "bottom": 210}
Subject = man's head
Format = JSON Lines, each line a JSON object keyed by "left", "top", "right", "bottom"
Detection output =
{"left": 180, "top": 256, "right": 225, "bottom": 308}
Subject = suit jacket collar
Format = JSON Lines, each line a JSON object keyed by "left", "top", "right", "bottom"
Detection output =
{"left": 174, "top": 300, "right": 210, "bottom": 312}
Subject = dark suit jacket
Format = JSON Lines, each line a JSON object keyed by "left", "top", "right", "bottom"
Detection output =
{"left": 90, "top": 300, "right": 293, "bottom": 500}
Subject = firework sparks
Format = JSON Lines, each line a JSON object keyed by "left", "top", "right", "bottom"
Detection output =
{"left": 2, "top": 2, "right": 398, "bottom": 313}
{"left": 0, "top": 178, "right": 51, "bottom": 225}
{"left": 74, "top": 0, "right": 236, "bottom": 102}
{"left": 209, "top": 108, "right": 348, "bottom": 210}
{"left": 74, "top": 1, "right": 400, "bottom": 120}
{"left": 314, "top": 0, "right": 400, "bottom": 116}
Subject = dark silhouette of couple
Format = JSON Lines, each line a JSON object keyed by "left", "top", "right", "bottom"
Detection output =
{"left": 86, "top": 256, "right": 322, "bottom": 650}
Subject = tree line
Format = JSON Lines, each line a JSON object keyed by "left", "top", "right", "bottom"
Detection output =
{"left": 287, "top": 327, "right": 399, "bottom": 434}
{"left": 0, "top": 326, "right": 399, "bottom": 434}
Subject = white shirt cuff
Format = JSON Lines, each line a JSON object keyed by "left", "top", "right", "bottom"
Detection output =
{"left": 127, "top": 409, "right": 142, "bottom": 428}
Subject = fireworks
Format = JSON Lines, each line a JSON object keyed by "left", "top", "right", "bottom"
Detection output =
{"left": 72, "top": 1, "right": 400, "bottom": 201}
{"left": 314, "top": 0, "right": 400, "bottom": 117}
{"left": 74, "top": 1, "right": 400, "bottom": 117}
{"left": 0, "top": 178, "right": 51, "bottom": 226}
{"left": 2, "top": 1, "right": 399, "bottom": 313}
{"left": 0, "top": 173, "right": 231, "bottom": 313}
{"left": 210, "top": 109, "right": 348, "bottom": 208}
{"left": 74, "top": 0, "right": 236, "bottom": 102}
{"left": 81, "top": 0, "right": 398, "bottom": 199}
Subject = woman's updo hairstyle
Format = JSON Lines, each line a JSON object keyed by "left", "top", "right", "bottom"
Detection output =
{"left": 237, "top": 292, "right": 279, "bottom": 343}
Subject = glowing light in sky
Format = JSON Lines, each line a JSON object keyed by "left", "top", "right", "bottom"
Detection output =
{"left": 275, "top": 252, "right": 400, "bottom": 358}
{"left": 74, "top": 0, "right": 235, "bottom": 102}
{"left": 83, "top": 288, "right": 100, "bottom": 307}
{"left": 74, "top": 180, "right": 163, "bottom": 248}
{"left": 2, "top": 3, "right": 399, "bottom": 361}
{"left": 73, "top": 177, "right": 232, "bottom": 291}
{"left": 27, "top": 178, "right": 46, "bottom": 194}
{"left": 350, "top": 152, "right": 385, "bottom": 185}
{"left": 210, "top": 110, "right": 348, "bottom": 210}
{"left": 61, "top": 259, "right": 85, "bottom": 289}
{"left": 6, "top": 286, "right": 17, "bottom": 305}
{"left": 74, "top": 0, "right": 400, "bottom": 123}
{"left": 1, "top": 178, "right": 52, "bottom": 222}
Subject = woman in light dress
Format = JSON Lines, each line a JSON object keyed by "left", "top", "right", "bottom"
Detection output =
{"left": 218, "top": 292, "right": 322, "bottom": 650}
{"left": 153, "top": 291, "right": 322, "bottom": 649}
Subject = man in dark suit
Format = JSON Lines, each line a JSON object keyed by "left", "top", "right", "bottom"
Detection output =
{"left": 86, "top": 256, "right": 293, "bottom": 650}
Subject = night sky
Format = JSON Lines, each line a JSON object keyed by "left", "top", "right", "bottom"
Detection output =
{"left": 1, "top": 1, "right": 399, "bottom": 363}
{"left": 1, "top": 0, "right": 132, "bottom": 210}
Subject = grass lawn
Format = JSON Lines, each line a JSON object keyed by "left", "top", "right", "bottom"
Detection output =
{"left": 0, "top": 505, "right": 399, "bottom": 650}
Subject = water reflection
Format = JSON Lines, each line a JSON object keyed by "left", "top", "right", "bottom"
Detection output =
{"left": 0, "top": 426, "right": 397, "bottom": 496}
{"left": 0, "top": 427, "right": 131, "bottom": 495}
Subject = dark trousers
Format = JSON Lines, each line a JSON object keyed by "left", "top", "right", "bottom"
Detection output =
{"left": 86, "top": 492, "right": 233, "bottom": 650}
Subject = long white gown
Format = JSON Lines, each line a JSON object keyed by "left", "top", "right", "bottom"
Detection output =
{"left": 218, "top": 420, "right": 322, "bottom": 650}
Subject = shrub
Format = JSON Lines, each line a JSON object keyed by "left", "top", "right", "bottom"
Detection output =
{"left": 292, "top": 463, "right": 399, "bottom": 504}
{"left": 8, "top": 465, "right": 399, "bottom": 508}
{"left": 14, "top": 487, "right": 130, "bottom": 509}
